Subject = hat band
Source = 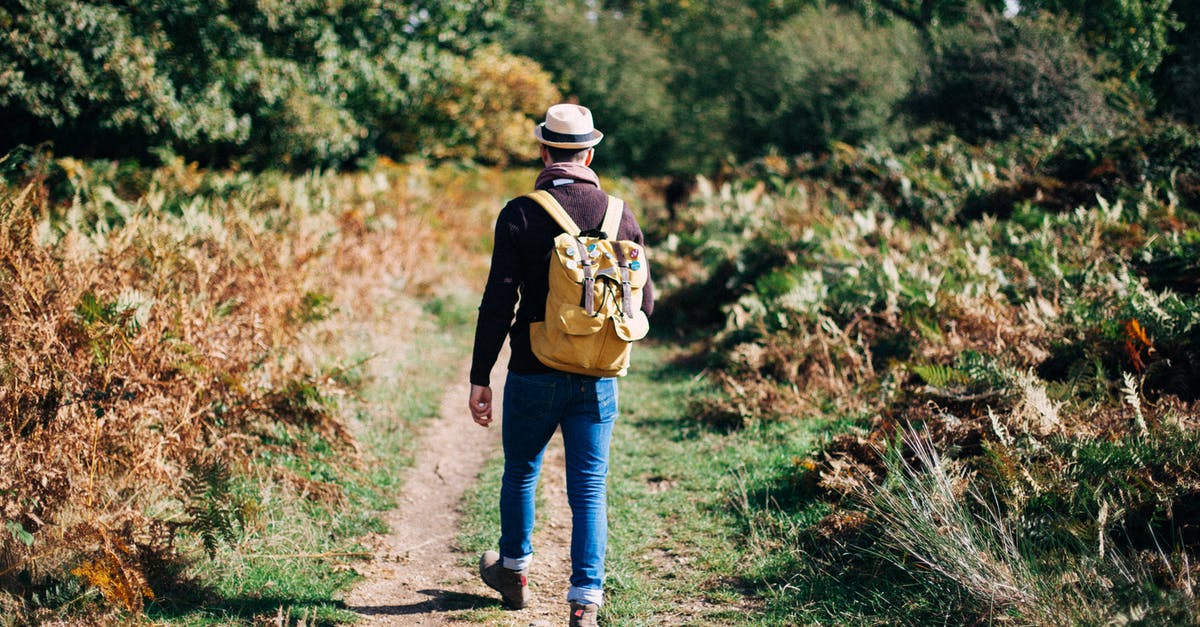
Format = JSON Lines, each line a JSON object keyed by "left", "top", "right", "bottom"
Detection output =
{"left": 541, "top": 127, "right": 596, "bottom": 143}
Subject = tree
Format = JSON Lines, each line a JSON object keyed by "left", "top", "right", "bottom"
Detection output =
{"left": 757, "top": 6, "right": 924, "bottom": 153}
{"left": 909, "top": 11, "right": 1111, "bottom": 141}
{"left": 831, "top": 0, "right": 1006, "bottom": 32}
{"left": 1151, "top": 1, "right": 1200, "bottom": 124}
{"left": 1020, "top": 0, "right": 1181, "bottom": 84}
{"left": 0, "top": 0, "right": 518, "bottom": 167}
{"left": 506, "top": 3, "right": 676, "bottom": 174}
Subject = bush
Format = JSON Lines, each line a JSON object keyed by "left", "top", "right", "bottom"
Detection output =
{"left": 756, "top": 6, "right": 924, "bottom": 152}
{"left": 0, "top": 156, "right": 452, "bottom": 617}
{"left": 1152, "top": 2, "right": 1200, "bottom": 125}
{"left": 1021, "top": 0, "right": 1180, "bottom": 91}
{"left": 246, "top": 71, "right": 368, "bottom": 169}
{"left": 419, "top": 45, "right": 561, "bottom": 166}
{"left": 911, "top": 11, "right": 1111, "bottom": 142}
{"left": 507, "top": 3, "right": 675, "bottom": 174}
{"left": 0, "top": 1, "right": 200, "bottom": 154}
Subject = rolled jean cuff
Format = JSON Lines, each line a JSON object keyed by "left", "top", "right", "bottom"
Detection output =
{"left": 567, "top": 586, "right": 603, "bottom": 606}
{"left": 503, "top": 555, "right": 532, "bottom": 571}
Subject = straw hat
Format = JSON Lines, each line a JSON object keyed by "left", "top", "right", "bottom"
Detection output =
{"left": 533, "top": 104, "right": 604, "bottom": 149}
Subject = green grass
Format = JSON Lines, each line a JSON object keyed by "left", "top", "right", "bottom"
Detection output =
{"left": 603, "top": 344, "right": 851, "bottom": 626}
{"left": 600, "top": 345, "right": 1003, "bottom": 625}
{"left": 455, "top": 342, "right": 858, "bottom": 625}
{"left": 148, "top": 293, "right": 478, "bottom": 625}
{"left": 458, "top": 456, "right": 504, "bottom": 561}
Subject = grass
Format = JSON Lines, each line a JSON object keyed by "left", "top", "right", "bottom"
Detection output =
{"left": 603, "top": 345, "right": 875, "bottom": 626}
{"left": 632, "top": 125, "right": 1200, "bottom": 623}
{"left": 456, "top": 341, "right": 858, "bottom": 625}
{"left": 148, "top": 292, "right": 478, "bottom": 624}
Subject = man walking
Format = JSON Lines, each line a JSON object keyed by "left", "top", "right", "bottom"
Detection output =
{"left": 468, "top": 103, "right": 654, "bottom": 626}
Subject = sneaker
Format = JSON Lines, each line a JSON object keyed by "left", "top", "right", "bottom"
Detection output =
{"left": 479, "top": 550, "right": 528, "bottom": 609}
{"left": 569, "top": 601, "right": 599, "bottom": 627}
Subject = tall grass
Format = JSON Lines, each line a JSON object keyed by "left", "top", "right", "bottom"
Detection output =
{"left": 869, "top": 426, "right": 1074, "bottom": 622}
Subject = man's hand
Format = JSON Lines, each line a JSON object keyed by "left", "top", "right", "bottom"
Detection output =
{"left": 470, "top": 384, "right": 493, "bottom": 427}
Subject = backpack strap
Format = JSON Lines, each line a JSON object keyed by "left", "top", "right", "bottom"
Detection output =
{"left": 603, "top": 196, "right": 631, "bottom": 316}
{"left": 525, "top": 190, "right": 581, "bottom": 235}
{"left": 578, "top": 238, "right": 595, "bottom": 316}
{"left": 601, "top": 195, "right": 623, "bottom": 240}
{"left": 525, "top": 190, "right": 597, "bottom": 315}
{"left": 612, "top": 243, "right": 634, "bottom": 318}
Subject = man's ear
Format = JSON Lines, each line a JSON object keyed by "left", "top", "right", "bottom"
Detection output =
{"left": 584, "top": 148, "right": 594, "bottom": 167}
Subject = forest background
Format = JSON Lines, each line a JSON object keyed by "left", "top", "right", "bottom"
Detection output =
{"left": 3, "top": 0, "right": 1198, "bottom": 174}
{"left": 3, "top": 0, "right": 1200, "bottom": 624}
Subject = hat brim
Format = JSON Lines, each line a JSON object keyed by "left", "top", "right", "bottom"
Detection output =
{"left": 534, "top": 124, "right": 603, "bottom": 149}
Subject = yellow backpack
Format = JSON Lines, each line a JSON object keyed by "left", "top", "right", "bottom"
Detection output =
{"left": 525, "top": 190, "right": 650, "bottom": 378}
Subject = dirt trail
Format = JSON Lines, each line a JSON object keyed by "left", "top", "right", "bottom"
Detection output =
{"left": 345, "top": 357, "right": 574, "bottom": 626}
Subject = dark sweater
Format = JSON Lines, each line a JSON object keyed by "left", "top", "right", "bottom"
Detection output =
{"left": 469, "top": 179, "right": 655, "bottom": 386}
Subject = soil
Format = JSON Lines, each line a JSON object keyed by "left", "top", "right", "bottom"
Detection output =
{"left": 344, "top": 357, "right": 575, "bottom": 626}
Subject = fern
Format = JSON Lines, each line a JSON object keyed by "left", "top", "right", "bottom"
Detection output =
{"left": 181, "top": 459, "right": 242, "bottom": 558}
{"left": 911, "top": 363, "right": 968, "bottom": 388}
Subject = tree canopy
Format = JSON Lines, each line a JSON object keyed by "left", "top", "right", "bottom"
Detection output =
{"left": 0, "top": 0, "right": 1194, "bottom": 172}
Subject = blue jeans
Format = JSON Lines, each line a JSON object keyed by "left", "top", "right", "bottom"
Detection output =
{"left": 499, "top": 371, "right": 618, "bottom": 606}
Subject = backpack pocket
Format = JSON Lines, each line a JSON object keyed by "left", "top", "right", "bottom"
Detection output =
{"left": 612, "top": 310, "right": 650, "bottom": 341}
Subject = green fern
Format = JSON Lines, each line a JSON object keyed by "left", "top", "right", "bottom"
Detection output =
{"left": 956, "top": 350, "right": 1010, "bottom": 390}
{"left": 181, "top": 459, "right": 242, "bottom": 558}
{"left": 911, "top": 363, "right": 968, "bottom": 388}
{"left": 912, "top": 352, "right": 1014, "bottom": 393}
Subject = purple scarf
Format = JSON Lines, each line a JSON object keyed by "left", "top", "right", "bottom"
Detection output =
{"left": 534, "top": 162, "right": 601, "bottom": 190}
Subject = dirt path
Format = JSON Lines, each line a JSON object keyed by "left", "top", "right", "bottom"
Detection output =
{"left": 345, "top": 357, "right": 574, "bottom": 626}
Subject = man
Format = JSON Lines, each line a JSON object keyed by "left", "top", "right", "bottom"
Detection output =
{"left": 468, "top": 103, "right": 654, "bottom": 627}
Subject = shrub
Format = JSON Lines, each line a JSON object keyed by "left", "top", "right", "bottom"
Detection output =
{"left": 1152, "top": 1, "right": 1200, "bottom": 126}
{"left": 507, "top": 3, "right": 675, "bottom": 174}
{"left": 0, "top": 155, "right": 460, "bottom": 618}
{"left": 911, "top": 11, "right": 1112, "bottom": 142}
{"left": 756, "top": 6, "right": 924, "bottom": 153}
{"left": 1021, "top": 0, "right": 1180, "bottom": 90}
{"left": 249, "top": 77, "right": 367, "bottom": 169}
{"left": 1154, "top": 38, "right": 1200, "bottom": 125}
{"left": 420, "top": 45, "right": 561, "bottom": 166}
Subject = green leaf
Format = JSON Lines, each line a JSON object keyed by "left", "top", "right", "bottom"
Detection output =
{"left": 6, "top": 520, "right": 35, "bottom": 547}
{"left": 910, "top": 363, "right": 967, "bottom": 388}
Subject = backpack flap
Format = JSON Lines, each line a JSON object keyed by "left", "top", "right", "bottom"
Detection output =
{"left": 612, "top": 310, "right": 649, "bottom": 341}
{"left": 555, "top": 305, "right": 607, "bottom": 336}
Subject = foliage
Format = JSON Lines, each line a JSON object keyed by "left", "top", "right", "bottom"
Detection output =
{"left": 754, "top": 6, "right": 924, "bottom": 152}
{"left": 1021, "top": 0, "right": 1181, "bottom": 87}
{"left": 0, "top": 153, "right": 503, "bottom": 620}
{"left": 506, "top": 2, "right": 676, "bottom": 174}
{"left": 650, "top": 121, "right": 1200, "bottom": 621}
{"left": 0, "top": 0, "right": 518, "bottom": 168}
{"left": 1150, "top": 1, "right": 1200, "bottom": 125}
{"left": 651, "top": 0, "right": 776, "bottom": 171}
{"left": 180, "top": 460, "right": 242, "bottom": 559}
{"left": 910, "top": 11, "right": 1112, "bottom": 141}
{"left": 419, "top": 45, "right": 561, "bottom": 166}
{"left": 833, "top": 0, "right": 1006, "bottom": 31}
{"left": 3, "top": 0, "right": 1193, "bottom": 172}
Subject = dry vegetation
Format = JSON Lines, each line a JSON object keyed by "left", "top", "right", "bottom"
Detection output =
{"left": 0, "top": 154, "right": 512, "bottom": 622}
{"left": 650, "top": 121, "right": 1200, "bottom": 622}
